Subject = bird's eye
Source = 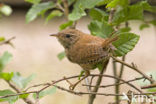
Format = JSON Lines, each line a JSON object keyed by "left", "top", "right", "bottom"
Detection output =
{"left": 65, "top": 34, "right": 71, "bottom": 38}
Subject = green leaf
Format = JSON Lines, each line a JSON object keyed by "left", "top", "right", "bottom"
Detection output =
{"left": 45, "top": 10, "right": 63, "bottom": 23}
{"left": 112, "top": 32, "right": 140, "bottom": 56}
{"left": 68, "top": 4, "right": 86, "bottom": 21}
{"left": 97, "top": 63, "right": 103, "bottom": 71}
{"left": 19, "top": 93, "right": 29, "bottom": 99}
{"left": 57, "top": 51, "right": 66, "bottom": 60}
{"left": 139, "top": 23, "right": 150, "bottom": 30}
{"left": 33, "top": 87, "right": 56, "bottom": 99}
{"left": 12, "top": 72, "right": 36, "bottom": 89}
{"left": 26, "top": 1, "right": 55, "bottom": 23}
{"left": 0, "top": 4, "right": 12, "bottom": 16}
{"left": 88, "top": 20, "right": 114, "bottom": 38}
{"left": 78, "top": 70, "right": 84, "bottom": 80}
{"left": 68, "top": 0, "right": 103, "bottom": 21}
{"left": 0, "top": 52, "right": 12, "bottom": 73}
{"left": 89, "top": 8, "right": 108, "bottom": 21}
{"left": 0, "top": 72, "right": 14, "bottom": 81}
{"left": 112, "top": 2, "right": 144, "bottom": 25}
{"left": 150, "top": 20, "right": 156, "bottom": 26}
{"left": 25, "top": 0, "right": 41, "bottom": 4}
{"left": 59, "top": 21, "right": 73, "bottom": 31}
{"left": 97, "top": 0, "right": 113, "bottom": 6}
{"left": 106, "top": 0, "right": 129, "bottom": 8}
{"left": 0, "top": 37, "right": 5, "bottom": 42}
{"left": 68, "top": 0, "right": 76, "bottom": 5}
{"left": 119, "top": 27, "right": 131, "bottom": 32}
{"left": 0, "top": 89, "right": 18, "bottom": 103}
{"left": 141, "top": 1, "right": 155, "bottom": 13}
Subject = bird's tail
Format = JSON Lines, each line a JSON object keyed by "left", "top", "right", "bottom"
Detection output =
{"left": 102, "top": 36, "right": 118, "bottom": 47}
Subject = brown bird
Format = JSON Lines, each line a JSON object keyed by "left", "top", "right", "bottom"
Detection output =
{"left": 50, "top": 29, "right": 118, "bottom": 90}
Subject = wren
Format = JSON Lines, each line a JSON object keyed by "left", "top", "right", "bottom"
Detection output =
{"left": 50, "top": 29, "right": 118, "bottom": 90}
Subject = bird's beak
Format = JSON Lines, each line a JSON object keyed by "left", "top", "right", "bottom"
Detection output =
{"left": 50, "top": 34, "right": 58, "bottom": 37}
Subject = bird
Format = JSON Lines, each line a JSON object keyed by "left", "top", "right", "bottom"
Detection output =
{"left": 50, "top": 29, "right": 118, "bottom": 90}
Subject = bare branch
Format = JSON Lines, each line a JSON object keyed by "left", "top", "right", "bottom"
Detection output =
{"left": 111, "top": 55, "right": 156, "bottom": 84}
{"left": 83, "top": 77, "right": 144, "bottom": 88}
{"left": 141, "top": 83, "right": 156, "bottom": 89}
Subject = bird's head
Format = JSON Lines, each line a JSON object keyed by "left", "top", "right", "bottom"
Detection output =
{"left": 50, "top": 29, "right": 81, "bottom": 49}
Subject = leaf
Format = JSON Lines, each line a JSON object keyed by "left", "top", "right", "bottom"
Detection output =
{"left": 88, "top": 20, "right": 114, "bottom": 38}
{"left": 0, "top": 4, "right": 12, "bottom": 16}
{"left": 0, "top": 37, "right": 5, "bottom": 42}
{"left": 97, "top": 63, "right": 103, "bottom": 71}
{"left": 0, "top": 89, "right": 18, "bottom": 103}
{"left": 0, "top": 72, "right": 14, "bottom": 81}
{"left": 150, "top": 20, "right": 156, "bottom": 26}
{"left": 68, "top": 0, "right": 103, "bottom": 21}
{"left": 139, "top": 23, "right": 150, "bottom": 30}
{"left": 119, "top": 27, "right": 131, "bottom": 32}
{"left": 0, "top": 52, "right": 12, "bottom": 73}
{"left": 59, "top": 21, "right": 73, "bottom": 31}
{"left": 12, "top": 72, "right": 36, "bottom": 89}
{"left": 25, "top": 0, "right": 41, "bottom": 4}
{"left": 68, "top": 4, "right": 86, "bottom": 21}
{"left": 33, "top": 87, "right": 56, "bottom": 99}
{"left": 19, "top": 93, "right": 29, "bottom": 99}
{"left": 141, "top": 1, "right": 155, "bottom": 13}
{"left": 112, "top": 2, "right": 144, "bottom": 25}
{"left": 57, "top": 51, "right": 66, "bottom": 60}
{"left": 89, "top": 8, "right": 108, "bottom": 21}
{"left": 97, "top": 0, "right": 113, "bottom": 6}
{"left": 45, "top": 10, "right": 63, "bottom": 23}
{"left": 106, "top": 0, "right": 129, "bottom": 8}
{"left": 68, "top": 0, "right": 76, "bottom": 5}
{"left": 78, "top": 70, "right": 84, "bottom": 80}
{"left": 26, "top": 1, "right": 55, "bottom": 23}
{"left": 112, "top": 32, "right": 140, "bottom": 56}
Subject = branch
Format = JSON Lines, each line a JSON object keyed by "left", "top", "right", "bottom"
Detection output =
{"left": 88, "top": 60, "right": 109, "bottom": 104}
{"left": 141, "top": 83, "right": 156, "bottom": 89}
{"left": 83, "top": 77, "right": 144, "bottom": 88}
{"left": 62, "top": 0, "right": 69, "bottom": 20}
{"left": 0, "top": 74, "right": 144, "bottom": 99}
{"left": 0, "top": 37, "right": 15, "bottom": 46}
{"left": 111, "top": 55, "right": 156, "bottom": 84}
{"left": 1, "top": 84, "right": 156, "bottom": 98}
{"left": 6, "top": 81, "right": 34, "bottom": 104}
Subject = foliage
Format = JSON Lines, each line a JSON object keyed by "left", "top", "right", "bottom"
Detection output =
{"left": 0, "top": 4, "right": 12, "bottom": 16}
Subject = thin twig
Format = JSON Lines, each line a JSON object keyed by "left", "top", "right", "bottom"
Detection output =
{"left": 83, "top": 77, "right": 144, "bottom": 88}
{"left": 111, "top": 55, "right": 155, "bottom": 84}
{"left": 6, "top": 81, "right": 34, "bottom": 104}
{"left": 141, "top": 83, "right": 156, "bottom": 89}
{"left": 88, "top": 60, "right": 109, "bottom": 104}
{"left": 1, "top": 84, "right": 156, "bottom": 99}
{"left": 0, "top": 74, "right": 144, "bottom": 99}
{"left": 0, "top": 37, "right": 15, "bottom": 46}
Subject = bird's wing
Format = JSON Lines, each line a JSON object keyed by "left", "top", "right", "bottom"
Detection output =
{"left": 70, "top": 43, "right": 109, "bottom": 64}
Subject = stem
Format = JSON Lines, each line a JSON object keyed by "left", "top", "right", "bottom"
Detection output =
{"left": 6, "top": 81, "right": 34, "bottom": 104}
{"left": 88, "top": 60, "right": 109, "bottom": 104}
{"left": 111, "top": 55, "right": 155, "bottom": 83}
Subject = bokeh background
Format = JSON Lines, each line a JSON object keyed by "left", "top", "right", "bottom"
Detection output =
{"left": 0, "top": 0, "right": 156, "bottom": 104}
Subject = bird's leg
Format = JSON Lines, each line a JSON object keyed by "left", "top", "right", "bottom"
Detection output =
{"left": 69, "top": 70, "right": 90, "bottom": 90}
